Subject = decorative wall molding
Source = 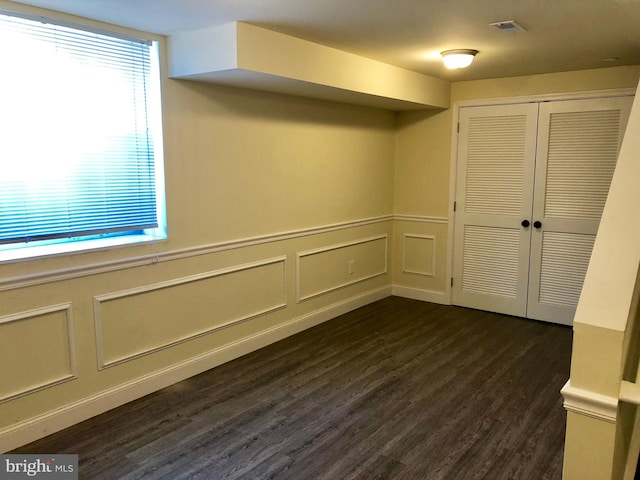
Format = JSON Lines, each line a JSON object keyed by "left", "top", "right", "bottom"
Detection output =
{"left": 94, "top": 257, "right": 287, "bottom": 369}
{"left": 392, "top": 285, "right": 449, "bottom": 305}
{"left": 561, "top": 380, "right": 618, "bottom": 424}
{"left": 0, "top": 285, "right": 391, "bottom": 453}
{"left": 394, "top": 214, "right": 448, "bottom": 224}
{"left": 0, "top": 215, "right": 394, "bottom": 293}
{"left": 0, "top": 216, "right": 454, "bottom": 294}
{"left": 402, "top": 234, "right": 436, "bottom": 277}
{"left": 0, "top": 303, "right": 76, "bottom": 403}
{"left": 296, "top": 235, "right": 388, "bottom": 302}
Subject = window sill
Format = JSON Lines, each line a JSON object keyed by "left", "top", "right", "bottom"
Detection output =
{"left": 0, "top": 232, "right": 167, "bottom": 264}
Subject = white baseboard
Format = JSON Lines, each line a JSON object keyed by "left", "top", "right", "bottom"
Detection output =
{"left": 392, "top": 285, "right": 449, "bottom": 305}
{"left": 0, "top": 286, "right": 392, "bottom": 453}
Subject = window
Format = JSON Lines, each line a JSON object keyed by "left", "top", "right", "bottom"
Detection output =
{"left": 0, "top": 11, "right": 166, "bottom": 262}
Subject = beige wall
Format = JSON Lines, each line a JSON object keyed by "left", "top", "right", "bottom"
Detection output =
{"left": 162, "top": 80, "right": 395, "bottom": 245}
{"left": 0, "top": 3, "right": 396, "bottom": 451}
{"left": 392, "top": 65, "right": 640, "bottom": 299}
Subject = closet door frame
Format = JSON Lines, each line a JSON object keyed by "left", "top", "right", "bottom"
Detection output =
{"left": 445, "top": 88, "right": 636, "bottom": 316}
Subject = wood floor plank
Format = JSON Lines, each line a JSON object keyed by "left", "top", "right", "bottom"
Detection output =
{"left": 13, "top": 297, "right": 572, "bottom": 479}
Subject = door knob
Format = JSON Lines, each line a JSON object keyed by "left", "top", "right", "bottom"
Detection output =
{"left": 521, "top": 220, "right": 530, "bottom": 227}
{"left": 533, "top": 221, "right": 542, "bottom": 228}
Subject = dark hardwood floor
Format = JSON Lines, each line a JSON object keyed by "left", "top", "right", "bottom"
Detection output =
{"left": 14, "top": 296, "right": 573, "bottom": 479}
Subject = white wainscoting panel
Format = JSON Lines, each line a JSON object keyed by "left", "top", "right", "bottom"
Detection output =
{"left": 402, "top": 234, "right": 436, "bottom": 277}
{"left": 94, "top": 257, "right": 287, "bottom": 368}
{"left": 0, "top": 303, "right": 76, "bottom": 403}
{"left": 297, "top": 235, "right": 388, "bottom": 302}
{"left": 0, "top": 286, "right": 391, "bottom": 453}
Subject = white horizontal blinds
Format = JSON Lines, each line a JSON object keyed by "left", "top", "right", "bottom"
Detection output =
{"left": 465, "top": 115, "right": 528, "bottom": 215}
{"left": 544, "top": 110, "right": 622, "bottom": 220}
{"left": 538, "top": 232, "right": 595, "bottom": 307}
{"left": 0, "top": 13, "right": 157, "bottom": 244}
{"left": 462, "top": 226, "right": 520, "bottom": 298}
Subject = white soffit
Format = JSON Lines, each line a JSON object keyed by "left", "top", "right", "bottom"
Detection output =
{"left": 168, "top": 22, "right": 450, "bottom": 111}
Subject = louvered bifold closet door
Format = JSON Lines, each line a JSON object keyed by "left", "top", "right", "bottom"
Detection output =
{"left": 452, "top": 103, "right": 539, "bottom": 317}
{"left": 526, "top": 96, "right": 634, "bottom": 324}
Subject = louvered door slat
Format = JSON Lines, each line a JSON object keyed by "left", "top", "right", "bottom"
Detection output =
{"left": 527, "top": 96, "right": 633, "bottom": 324}
{"left": 545, "top": 110, "right": 622, "bottom": 220}
{"left": 462, "top": 226, "right": 520, "bottom": 298}
{"left": 465, "top": 115, "right": 528, "bottom": 216}
{"left": 538, "top": 232, "right": 596, "bottom": 307}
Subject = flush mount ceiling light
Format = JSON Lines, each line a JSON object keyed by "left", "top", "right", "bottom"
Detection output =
{"left": 441, "top": 49, "right": 479, "bottom": 69}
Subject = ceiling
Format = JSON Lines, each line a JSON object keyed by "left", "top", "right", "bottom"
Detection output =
{"left": 9, "top": 0, "right": 640, "bottom": 81}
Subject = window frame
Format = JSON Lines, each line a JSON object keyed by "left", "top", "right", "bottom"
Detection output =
{"left": 0, "top": 10, "right": 167, "bottom": 264}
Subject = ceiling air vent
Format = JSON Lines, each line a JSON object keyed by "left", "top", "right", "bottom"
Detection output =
{"left": 489, "top": 20, "right": 526, "bottom": 34}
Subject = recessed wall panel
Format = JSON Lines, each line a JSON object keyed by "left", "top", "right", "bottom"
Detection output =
{"left": 402, "top": 234, "right": 436, "bottom": 277}
{"left": 95, "top": 257, "right": 287, "bottom": 368}
{"left": 297, "top": 235, "right": 387, "bottom": 302}
{"left": 0, "top": 304, "right": 75, "bottom": 402}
